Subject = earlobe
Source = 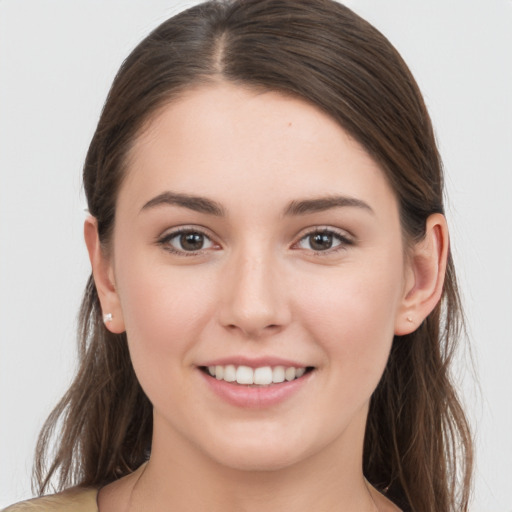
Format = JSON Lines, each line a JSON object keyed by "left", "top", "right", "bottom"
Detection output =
{"left": 84, "top": 217, "right": 125, "bottom": 334}
{"left": 395, "top": 213, "right": 449, "bottom": 335}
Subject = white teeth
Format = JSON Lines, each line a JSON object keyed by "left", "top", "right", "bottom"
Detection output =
{"left": 285, "top": 367, "right": 296, "bottom": 381}
{"left": 223, "top": 364, "right": 236, "bottom": 382}
{"left": 236, "top": 365, "right": 254, "bottom": 384}
{"left": 272, "top": 366, "right": 285, "bottom": 383}
{"left": 254, "top": 366, "right": 273, "bottom": 385}
{"left": 206, "top": 364, "right": 308, "bottom": 385}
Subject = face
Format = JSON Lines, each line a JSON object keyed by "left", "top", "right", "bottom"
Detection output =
{"left": 103, "top": 83, "right": 413, "bottom": 472}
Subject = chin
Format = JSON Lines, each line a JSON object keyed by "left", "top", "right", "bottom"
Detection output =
{"left": 210, "top": 447, "right": 305, "bottom": 473}
{"left": 197, "top": 428, "right": 320, "bottom": 473}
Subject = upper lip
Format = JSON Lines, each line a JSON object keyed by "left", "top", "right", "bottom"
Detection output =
{"left": 198, "top": 356, "right": 309, "bottom": 368}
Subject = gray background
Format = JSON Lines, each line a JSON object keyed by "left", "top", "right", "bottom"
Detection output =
{"left": 1, "top": 1, "right": 511, "bottom": 510}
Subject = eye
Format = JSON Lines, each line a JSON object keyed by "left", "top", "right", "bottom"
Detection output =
{"left": 295, "top": 229, "right": 352, "bottom": 252}
{"left": 158, "top": 228, "right": 217, "bottom": 254}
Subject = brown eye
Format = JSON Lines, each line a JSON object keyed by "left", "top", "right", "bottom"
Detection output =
{"left": 296, "top": 229, "right": 352, "bottom": 253}
{"left": 308, "top": 233, "right": 334, "bottom": 251}
{"left": 161, "top": 229, "right": 215, "bottom": 254}
{"left": 180, "top": 232, "right": 206, "bottom": 251}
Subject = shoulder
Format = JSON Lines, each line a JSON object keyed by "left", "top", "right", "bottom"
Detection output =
{"left": 1, "top": 487, "right": 98, "bottom": 512}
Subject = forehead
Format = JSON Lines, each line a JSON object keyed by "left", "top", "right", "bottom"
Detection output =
{"left": 130, "top": 83, "right": 351, "bottom": 163}
{"left": 121, "top": 82, "right": 397, "bottom": 217}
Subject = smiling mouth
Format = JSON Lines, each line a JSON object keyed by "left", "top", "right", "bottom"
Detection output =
{"left": 200, "top": 365, "right": 315, "bottom": 386}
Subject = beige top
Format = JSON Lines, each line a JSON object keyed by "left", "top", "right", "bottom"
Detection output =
{"left": 1, "top": 487, "right": 99, "bottom": 512}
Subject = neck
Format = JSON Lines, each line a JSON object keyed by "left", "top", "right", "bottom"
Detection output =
{"left": 128, "top": 413, "right": 378, "bottom": 512}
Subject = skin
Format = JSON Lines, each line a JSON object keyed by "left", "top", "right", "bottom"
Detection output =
{"left": 86, "top": 83, "right": 448, "bottom": 512}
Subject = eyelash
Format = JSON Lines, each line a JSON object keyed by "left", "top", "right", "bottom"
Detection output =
{"left": 156, "top": 227, "right": 354, "bottom": 257}
{"left": 294, "top": 228, "right": 354, "bottom": 255}
{"left": 157, "top": 227, "right": 218, "bottom": 256}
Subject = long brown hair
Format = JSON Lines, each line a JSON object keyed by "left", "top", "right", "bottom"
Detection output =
{"left": 34, "top": 1, "right": 473, "bottom": 510}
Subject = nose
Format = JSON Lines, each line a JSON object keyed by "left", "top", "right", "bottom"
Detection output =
{"left": 218, "top": 248, "right": 291, "bottom": 339}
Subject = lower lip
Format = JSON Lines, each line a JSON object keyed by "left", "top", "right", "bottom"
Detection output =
{"left": 199, "top": 370, "right": 312, "bottom": 408}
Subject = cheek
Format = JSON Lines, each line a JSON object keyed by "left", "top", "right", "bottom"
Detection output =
{"left": 114, "top": 256, "right": 217, "bottom": 383}
{"left": 296, "top": 256, "right": 405, "bottom": 374}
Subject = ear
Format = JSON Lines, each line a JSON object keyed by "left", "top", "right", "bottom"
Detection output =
{"left": 394, "top": 213, "right": 449, "bottom": 335}
{"left": 84, "top": 217, "right": 125, "bottom": 334}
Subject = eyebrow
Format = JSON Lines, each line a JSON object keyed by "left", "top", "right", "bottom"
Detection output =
{"left": 141, "top": 191, "right": 225, "bottom": 216}
{"left": 284, "top": 196, "right": 374, "bottom": 216}
{"left": 140, "top": 191, "right": 373, "bottom": 217}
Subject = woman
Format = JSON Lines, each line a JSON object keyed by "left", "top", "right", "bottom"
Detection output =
{"left": 3, "top": 0, "right": 472, "bottom": 511}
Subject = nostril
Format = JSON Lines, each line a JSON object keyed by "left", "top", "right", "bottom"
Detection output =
{"left": 223, "top": 322, "right": 282, "bottom": 338}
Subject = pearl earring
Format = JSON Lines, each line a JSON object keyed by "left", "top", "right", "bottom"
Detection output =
{"left": 103, "top": 313, "right": 113, "bottom": 323}
{"left": 406, "top": 316, "right": 413, "bottom": 323}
